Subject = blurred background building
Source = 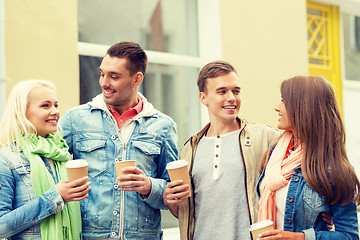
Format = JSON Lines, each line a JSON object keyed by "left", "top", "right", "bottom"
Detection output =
{"left": 1, "top": 0, "right": 360, "bottom": 238}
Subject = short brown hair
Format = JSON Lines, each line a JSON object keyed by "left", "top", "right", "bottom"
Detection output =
{"left": 197, "top": 60, "right": 237, "bottom": 93}
{"left": 106, "top": 41, "right": 148, "bottom": 76}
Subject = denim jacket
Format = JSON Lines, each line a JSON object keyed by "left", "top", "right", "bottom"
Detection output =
{"left": 60, "top": 93, "right": 178, "bottom": 240}
{"left": 0, "top": 146, "right": 65, "bottom": 240}
{"left": 257, "top": 165, "right": 359, "bottom": 240}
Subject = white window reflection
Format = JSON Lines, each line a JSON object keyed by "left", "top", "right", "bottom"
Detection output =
{"left": 141, "top": 63, "right": 201, "bottom": 145}
{"left": 78, "top": 0, "right": 198, "bottom": 56}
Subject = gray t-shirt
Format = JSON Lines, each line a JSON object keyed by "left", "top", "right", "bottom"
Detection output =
{"left": 192, "top": 129, "right": 251, "bottom": 240}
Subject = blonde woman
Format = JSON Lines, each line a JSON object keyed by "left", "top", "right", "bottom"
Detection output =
{"left": 0, "top": 80, "right": 90, "bottom": 240}
{"left": 257, "top": 76, "right": 360, "bottom": 240}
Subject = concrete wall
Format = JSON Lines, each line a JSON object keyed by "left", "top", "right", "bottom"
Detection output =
{"left": 4, "top": 0, "right": 79, "bottom": 114}
{"left": 220, "top": 0, "right": 309, "bottom": 128}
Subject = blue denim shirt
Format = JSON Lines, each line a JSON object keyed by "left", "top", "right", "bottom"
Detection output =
{"left": 257, "top": 166, "right": 359, "bottom": 240}
{"left": 60, "top": 94, "right": 178, "bottom": 240}
{"left": 0, "top": 146, "right": 65, "bottom": 240}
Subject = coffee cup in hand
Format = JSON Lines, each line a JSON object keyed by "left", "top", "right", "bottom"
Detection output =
{"left": 250, "top": 220, "right": 274, "bottom": 239}
{"left": 115, "top": 160, "right": 137, "bottom": 182}
{"left": 65, "top": 159, "right": 88, "bottom": 182}
{"left": 166, "top": 160, "right": 191, "bottom": 198}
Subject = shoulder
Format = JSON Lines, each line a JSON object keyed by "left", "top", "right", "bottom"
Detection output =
{"left": 179, "top": 138, "right": 193, "bottom": 162}
{"left": 154, "top": 112, "right": 176, "bottom": 124}
{"left": 63, "top": 94, "right": 105, "bottom": 116}
{"left": 241, "top": 121, "right": 280, "bottom": 148}
{"left": 63, "top": 103, "right": 93, "bottom": 116}
{"left": 61, "top": 103, "right": 105, "bottom": 127}
{"left": 243, "top": 121, "right": 280, "bottom": 137}
{"left": 179, "top": 128, "right": 203, "bottom": 160}
{"left": 143, "top": 111, "right": 177, "bottom": 130}
{"left": 0, "top": 145, "right": 16, "bottom": 157}
{"left": 0, "top": 146, "right": 21, "bottom": 168}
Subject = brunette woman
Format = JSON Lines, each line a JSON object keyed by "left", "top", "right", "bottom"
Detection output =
{"left": 257, "top": 76, "right": 360, "bottom": 240}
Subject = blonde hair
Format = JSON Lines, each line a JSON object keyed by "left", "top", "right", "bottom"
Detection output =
{"left": 0, "top": 79, "right": 57, "bottom": 147}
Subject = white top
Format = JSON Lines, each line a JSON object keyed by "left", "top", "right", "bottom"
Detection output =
{"left": 258, "top": 175, "right": 290, "bottom": 230}
{"left": 275, "top": 182, "right": 290, "bottom": 230}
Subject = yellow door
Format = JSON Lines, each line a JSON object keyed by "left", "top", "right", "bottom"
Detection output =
{"left": 307, "top": 1, "right": 342, "bottom": 109}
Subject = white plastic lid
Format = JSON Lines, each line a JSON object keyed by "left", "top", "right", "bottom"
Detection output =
{"left": 65, "top": 159, "right": 88, "bottom": 168}
{"left": 249, "top": 220, "right": 273, "bottom": 231}
{"left": 166, "top": 160, "right": 188, "bottom": 169}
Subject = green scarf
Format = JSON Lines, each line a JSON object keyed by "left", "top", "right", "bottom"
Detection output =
{"left": 19, "top": 133, "right": 81, "bottom": 240}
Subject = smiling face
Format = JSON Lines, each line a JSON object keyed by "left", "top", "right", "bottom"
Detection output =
{"left": 275, "top": 100, "right": 292, "bottom": 131}
{"left": 99, "top": 55, "right": 143, "bottom": 114}
{"left": 26, "top": 86, "right": 59, "bottom": 137}
{"left": 200, "top": 72, "right": 241, "bottom": 124}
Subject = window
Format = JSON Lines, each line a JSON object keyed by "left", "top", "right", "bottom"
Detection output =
{"left": 78, "top": 0, "right": 202, "bottom": 147}
{"left": 342, "top": 12, "right": 360, "bottom": 179}
{"left": 343, "top": 13, "right": 360, "bottom": 81}
{"left": 78, "top": 0, "right": 198, "bottom": 56}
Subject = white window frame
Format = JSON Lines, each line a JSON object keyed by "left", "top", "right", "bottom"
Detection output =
{"left": 77, "top": 0, "right": 222, "bottom": 128}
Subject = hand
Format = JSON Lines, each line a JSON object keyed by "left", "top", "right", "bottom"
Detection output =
{"left": 321, "top": 211, "right": 334, "bottom": 230}
{"left": 117, "top": 167, "right": 152, "bottom": 196}
{"left": 163, "top": 180, "right": 190, "bottom": 218}
{"left": 56, "top": 176, "right": 90, "bottom": 203}
{"left": 259, "top": 230, "right": 305, "bottom": 240}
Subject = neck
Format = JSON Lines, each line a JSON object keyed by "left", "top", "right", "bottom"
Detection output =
{"left": 112, "top": 96, "right": 138, "bottom": 115}
{"left": 206, "top": 118, "right": 241, "bottom": 137}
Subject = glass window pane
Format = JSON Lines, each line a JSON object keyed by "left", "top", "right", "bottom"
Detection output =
{"left": 79, "top": 56, "right": 102, "bottom": 104}
{"left": 79, "top": 57, "right": 201, "bottom": 148}
{"left": 343, "top": 13, "right": 360, "bottom": 81}
{"left": 78, "top": 0, "right": 199, "bottom": 57}
{"left": 141, "top": 63, "right": 201, "bottom": 146}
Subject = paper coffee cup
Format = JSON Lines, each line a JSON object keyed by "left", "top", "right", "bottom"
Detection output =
{"left": 250, "top": 220, "right": 274, "bottom": 239}
{"left": 65, "top": 159, "right": 88, "bottom": 182}
{"left": 166, "top": 160, "right": 191, "bottom": 198}
{"left": 115, "top": 160, "right": 137, "bottom": 182}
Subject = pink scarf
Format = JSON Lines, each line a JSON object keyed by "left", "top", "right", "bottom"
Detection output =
{"left": 258, "top": 131, "right": 303, "bottom": 226}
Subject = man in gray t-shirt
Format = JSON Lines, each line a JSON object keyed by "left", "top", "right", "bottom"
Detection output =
{"left": 192, "top": 129, "right": 250, "bottom": 240}
{"left": 163, "top": 60, "right": 280, "bottom": 240}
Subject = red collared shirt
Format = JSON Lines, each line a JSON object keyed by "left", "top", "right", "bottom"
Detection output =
{"left": 107, "top": 97, "right": 143, "bottom": 129}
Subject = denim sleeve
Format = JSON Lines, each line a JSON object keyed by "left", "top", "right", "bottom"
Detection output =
{"left": 0, "top": 158, "right": 65, "bottom": 239}
{"left": 140, "top": 122, "right": 178, "bottom": 210}
{"left": 59, "top": 110, "right": 74, "bottom": 155}
{"left": 304, "top": 202, "right": 359, "bottom": 240}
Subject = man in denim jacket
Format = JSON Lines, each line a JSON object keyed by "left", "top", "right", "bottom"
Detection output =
{"left": 60, "top": 41, "right": 178, "bottom": 239}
